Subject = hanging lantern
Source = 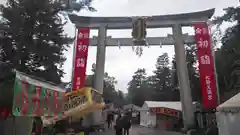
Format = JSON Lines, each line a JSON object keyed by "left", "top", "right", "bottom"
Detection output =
{"left": 117, "top": 40, "right": 121, "bottom": 49}
{"left": 131, "top": 17, "right": 147, "bottom": 45}
{"left": 130, "top": 17, "right": 147, "bottom": 57}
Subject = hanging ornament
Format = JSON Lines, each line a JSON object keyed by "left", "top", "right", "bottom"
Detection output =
{"left": 132, "top": 45, "right": 135, "bottom": 51}
{"left": 159, "top": 40, "right": 162, "bottom": 48}
{"left": 146, "top": 41, "right": 150, "bottom": 48}
{"left": 139, "top": 47, "right": 143, "bottom": 57}
{"left": 135, "top": 46, "right": 139, "bottom": 55}
{"left": 117, "top": 40, "right": 121, "bottom": 49}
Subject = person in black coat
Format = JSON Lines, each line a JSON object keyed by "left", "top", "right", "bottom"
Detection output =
{"left": 107, "top": 113, "right": 114, "bottom": 129}
{"left": 115, "top": 114, "right": 123, "bottom": 135}
{"left": 122, "top": 113, "right": 131, "bottom": 135}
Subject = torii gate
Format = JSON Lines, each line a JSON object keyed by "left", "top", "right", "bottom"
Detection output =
{"left": 68, "top": 8, "right": 218, "bottom": 131}
{"left": 0, "top": 8, "right": 219, "bottom": 135}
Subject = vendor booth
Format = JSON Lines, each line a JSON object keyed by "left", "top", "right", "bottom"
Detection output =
{"left": 0, "top": 71, "right": 104, "bottom": 135}
{"left": 140, "top": 101, "right": 182, "bottom": 130}
{"left": 0, "top": 71, "right": 67, "bottom": 135}
{"left": 216, "top": 92, "right": 240, "bottom": 135}
{"left": 11, "top": 71, "right": 104, "bottom": 125}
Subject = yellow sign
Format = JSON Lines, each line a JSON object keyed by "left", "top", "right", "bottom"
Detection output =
{"left": 42, "top": 87, "right": 105, "bottom": 126}
{"left": 64, "top": 94, "right": 88, "bottom": 111}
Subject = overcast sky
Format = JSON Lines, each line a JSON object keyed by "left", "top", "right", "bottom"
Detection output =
{"left": 0, "top": 0, "right": 238, "bottom": 92}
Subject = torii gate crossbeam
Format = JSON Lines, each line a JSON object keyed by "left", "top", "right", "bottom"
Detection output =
{"left": 89, "top": 35, "right": 195, "bottom": 46}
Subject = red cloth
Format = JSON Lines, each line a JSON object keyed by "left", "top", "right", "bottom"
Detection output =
{"left": 0, "top": 108, "right": 12, "bottom": 117}
{"left": 166, "top": 120, "right": 171, "bottom": 129}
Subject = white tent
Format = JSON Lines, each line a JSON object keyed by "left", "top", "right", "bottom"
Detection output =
{"left": 217, "top": 92, "right": 240, "bottom": 135}
{"left": 140, "top": 101, "right": 182, "bottom": 127}
{"left": 143, "top": 101, "right": 182, "bottom": 111}
{"left": 123, "top": 104, "right": 141, "bottom": 111}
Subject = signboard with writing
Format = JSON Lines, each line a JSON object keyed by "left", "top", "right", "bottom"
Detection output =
{"left": 194, "top": 23, "right": 218, "bottom": 109}
{"left": 151, "top": 107, "right": 180, "bottom": 118}
{"left": 41, "top": 87, "right": 104, "bottom": 126}
{"left": 72, "top": 28, "right": 90, "bottom": 91}
{"left": 64, "top": 94, "right": 88, "bottom": 111}
{"left": 12, "top": 71, "right": 66, "bottom": 116}
{"left": 41, "top": 94, "right": 90, "bottom": 126}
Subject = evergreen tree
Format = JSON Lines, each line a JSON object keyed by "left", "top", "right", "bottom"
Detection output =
{"left": 127, "top": 68, "right": 149, "bottom": 106}
{"left": 170, "top": 57, "right": 181, "bottom": 101}
{"left": 113, "top": 90, "right": 128, "bottom": 107}
{"left": 185, "top": 46, "right": 201, "bottom": 102}
{"left": 86, "top": 64, "right": 128, "bottom": 105}
{"left": 213, "top": 6, "right": 240, "bottom": 101}
{"left": 171, "top": 46, "right": 201, "bottom": 102}
{"left": 0, "top": 0, "right": 73, "bottom": 84}
{"left": 151, "top": 53, "right": 172, "bottom": 101}
{"left": 64, "top": 0, "right": 96, "bottom": 12}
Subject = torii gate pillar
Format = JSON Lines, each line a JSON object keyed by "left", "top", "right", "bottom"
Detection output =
{"left": 92, "top": 24, "right": 107, "bottom": 125}
{"left": 173, "top": 24, "right": 194, "bottom": 128}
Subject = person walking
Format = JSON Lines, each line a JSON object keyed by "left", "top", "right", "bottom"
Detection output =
{"left": 115, "top": 114, "right": 123, "bottom": 135}
{"left": 107, "top": 113, "right": 114, "bottom": 129}
{"left": 123, "top": 113, "right": 131, "bottom": 135}
{"left": 107, "top": 113, "right": 111, "bottom": 129}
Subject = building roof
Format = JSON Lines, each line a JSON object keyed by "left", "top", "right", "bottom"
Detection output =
{"left": 123, "top": 104, "right": 141, "bottom": 111}
{"left": 217, "top": 92, "right": 240, "bottom": 113}
{"left": 144, "top": 101, "right": 182, "bottom": 111}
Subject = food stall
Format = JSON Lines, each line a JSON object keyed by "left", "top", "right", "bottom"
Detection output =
{"left": 5, "top": 71, "right": 104, "bottom": 135}
{"left": 10, "top": 71, "right": 67, "bottom": 135}
{"left": 140, "top": 101, "right": 182, "bottom": 130}
{"left": 0, "top": 71, "right": 67, "bottom": 135}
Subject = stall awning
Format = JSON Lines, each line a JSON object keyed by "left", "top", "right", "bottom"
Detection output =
{"left": 217, "top": 92, "right": 240, "bottom": 113}
{"left": 123, "top": 104, "right": 141, "bottom": 112}
{"left": 12, "top": 71, "right": 66, "bottom": 116}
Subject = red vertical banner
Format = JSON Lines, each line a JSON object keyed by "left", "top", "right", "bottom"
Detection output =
{"left": 72, "top": 28, "right": 90, "bottom": 91}
{"left": 194, "top": 23, "right": 217, "bottom": 109}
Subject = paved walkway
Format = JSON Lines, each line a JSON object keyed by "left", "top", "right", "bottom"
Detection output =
{"left": 130, "top": 125, "right": 183, "bottom": 135}
{"left": 92, "top": 125, "right": 183, "bottom": 135}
